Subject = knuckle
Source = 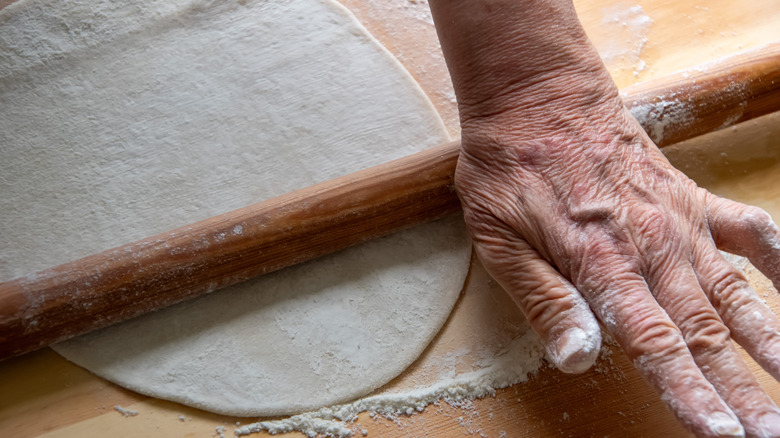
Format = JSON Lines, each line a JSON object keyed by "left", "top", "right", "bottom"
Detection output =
{"left": 522, "top": 282, "right": 574, "bottom": 329}
{"left": 581, "top": 238, "right": 621, "bottom": 264}
{"left": 634, "top": 205, "right": 671, "bottom": 233}
{"left": 631, "top": 206, "right": 677, "bottom": 251}
{"left": 680, "top": 311, "right": 731, "bottom": 356}
{"left": 625, "top": 316, "right": 686, "bottom": 360}
{"left": 522, "top": 293, "right": 571, "bottom": 331}
{"left": 576, "top": 259, "right": 639, "bottom": 294}
{"left": 708, "top": 267, "right": 750, "bottom": 310}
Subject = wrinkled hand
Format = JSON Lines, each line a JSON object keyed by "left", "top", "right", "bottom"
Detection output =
{"left": 429, "top": 0, "right": 780, "bottom": 435}
{"left": 455, "top": 72, "right": 780, "bottom": 437}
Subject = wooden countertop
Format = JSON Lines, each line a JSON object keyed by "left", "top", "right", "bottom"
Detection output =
{"left": 2, "top": 0, "right": 780, "bottom": 437}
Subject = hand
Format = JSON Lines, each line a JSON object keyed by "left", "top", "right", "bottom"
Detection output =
{"left": 456, "top": 72, "right": 780, "bottom": 438}
{"left": 429, "top": 0, "right": 780, "bottom": 436}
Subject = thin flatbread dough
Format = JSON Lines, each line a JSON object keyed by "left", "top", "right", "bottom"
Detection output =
{"left": 0, "top": 0, "right": 470, "bottom": 416}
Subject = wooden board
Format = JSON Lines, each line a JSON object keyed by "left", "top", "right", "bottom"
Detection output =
{"left": 2, "top": 0, "right": 780, "bottom": 437}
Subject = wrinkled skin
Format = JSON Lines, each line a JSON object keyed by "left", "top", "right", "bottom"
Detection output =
{"left": 429, "top": 0, "right": 780, "bottom": 436}
{"left": 458, "top": 86, "right": 780, "bottom": 438}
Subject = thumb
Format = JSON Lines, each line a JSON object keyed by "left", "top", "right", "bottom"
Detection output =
{"left": 469, "top": 217, "right": 602, "bottom": 373}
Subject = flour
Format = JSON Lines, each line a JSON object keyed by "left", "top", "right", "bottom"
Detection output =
{"left": 230, "top": 252, "right": 772, "bottom": 437}
{"left": 597, "top": 4, "right": 653, "bottom": 78}
{"left": 398, "top": 0, "right": 433, "bottom": 25}
{"left": 628, "top": 92, "right": 695, "bottom": 145}
{"left": 226, "top": 259, "right": 552, "bottom": 436}
{"left": 627, "top": 55, "right": 754, "bottom": 145}
{"left": 236, "top": 330, "right": 546, "bottom": 437}
{"left": 113, "top": 405, "right": 139, "bottom": 417}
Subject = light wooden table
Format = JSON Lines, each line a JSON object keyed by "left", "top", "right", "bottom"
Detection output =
{"left": 2, "top": 0, "right": 780, "bottom": 437}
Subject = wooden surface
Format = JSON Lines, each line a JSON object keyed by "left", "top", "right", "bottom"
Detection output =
{"left": 2, "top": 0, "right": 780, "bottom": 437}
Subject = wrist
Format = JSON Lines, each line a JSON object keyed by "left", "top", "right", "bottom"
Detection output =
{"left": 458, "top": 62, "right": 622, "bottom": 131}
{"left": 429, "top": 0, "right": 624, "bottom": 133}
{"left": 455, "top": 71, "right": 641, "bottom": 179}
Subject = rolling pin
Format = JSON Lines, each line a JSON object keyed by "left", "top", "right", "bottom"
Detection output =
{"left": 1, "top": 43, "right": 780, "bottom": 361}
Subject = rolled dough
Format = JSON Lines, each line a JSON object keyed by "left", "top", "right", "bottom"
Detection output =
{"left": 0, "top": 0, "right": 470, "bottom": 416}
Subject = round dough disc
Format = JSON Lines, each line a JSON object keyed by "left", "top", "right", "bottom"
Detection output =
{"left": 0, "top": 0, "right": 470, "bottom": 416}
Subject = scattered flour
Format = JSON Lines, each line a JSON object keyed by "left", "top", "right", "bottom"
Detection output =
{"left": 628, "top": 91, "right": 695, "bottom": 145}
{"left": 597, "top": 4, "right": 653, "bottom": 78}
{"left": 396, "top": 0, "right": 434, "bottom": 25}
{"left": 233, "top": 251, "right": 775, "bottom": 437}
{"left": 627, "top": 59, "right": 751, "bottom": 145}
{"left": 236, "top": 330, "right": 546, "bottom": 437}
{"left": 113, "top": 405, "right": 139, "bottom": 417}
{"left": 720, "top": 251, "right": 752, "bottom": 273}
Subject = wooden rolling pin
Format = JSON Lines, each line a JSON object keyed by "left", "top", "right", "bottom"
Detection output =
{"left": 1, "top": 44, "right": 780, "bottom": 361}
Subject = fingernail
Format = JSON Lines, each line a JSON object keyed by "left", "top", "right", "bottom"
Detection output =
{"left": 555, "top": 327, "right": 600, "bottom": 374}
{"left": 707, "top": 412, "right": 744, "bottom": 437}
{"left": 759, "top": 411, "right": 780, "bottom": 437}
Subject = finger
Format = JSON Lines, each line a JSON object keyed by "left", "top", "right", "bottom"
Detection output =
{"left": 466, "top": 215, "right": 601, "bottom": 373}
{"left": 579, "top": 263, "right": 743, "bottom": 437}
{"left": 649, "top": 253, "right": 780, "bottom": 438}
{"left": 693, "top": 243, "right": 780, "bottom": 380}
{"left": 707, "top": 194, "right": 780, "bottom": 287}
